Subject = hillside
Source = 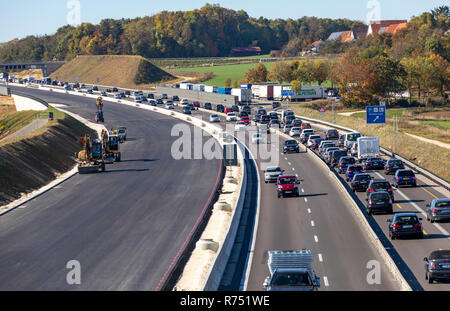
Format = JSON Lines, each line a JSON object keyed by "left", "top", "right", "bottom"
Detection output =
{"left": 0, "top": 5, "right": 359, "bottom": 61}
{"left": 0, "top": 113, "right": 96, "bottom": 205}
{"left": 50, "top": 55, "right": 175, "bottom": 89}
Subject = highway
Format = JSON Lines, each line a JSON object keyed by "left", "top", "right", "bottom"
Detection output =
{"left": 305, "top": 124, "right": 450, "bottom": 291}
{"left": 0, "top": 86, "right": 222, "bottom": 290}
{"left": 159, "top": 98, "right": 450, "bottom": 291}
{"left": 7, "top": 84, "right": 450, "bottom": 291}
{"left": 160, "top": 103, "right": 400, "bottom": 290}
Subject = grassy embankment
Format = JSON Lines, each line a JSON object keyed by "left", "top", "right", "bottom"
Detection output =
{"left": 290, "top": 101, "right": 450, "bottom": 181}
{"left": 0, "top": 108, "right": 95, "bottom": 205}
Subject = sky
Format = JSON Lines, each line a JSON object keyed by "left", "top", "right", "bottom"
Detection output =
{"left": 0, "top": 0, "right": 447, "bottom": 42}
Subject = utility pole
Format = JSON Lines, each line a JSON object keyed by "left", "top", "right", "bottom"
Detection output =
{"left": 331, "top": 98, "right": 336, "bottom": 124}
{"left": 394, "top": 116, "right": 398, "bottom": 155}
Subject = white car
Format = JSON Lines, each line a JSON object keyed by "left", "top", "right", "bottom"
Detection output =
{"left": 252, "top": 133, "right": 265, "bottom": 144}
{"left": 209, "top": 114, "right": 220, "bottom": 123}
{"left": 289, "top": 127, "right": 302, "bottom": 137}
{"left": 235, "top": 121, "right": 247, "bottom": 131}
{"left": 180, "top": 98, "right": 189, "bottom": 106}
{"left": 165, "top": 101, "right": 174, "bottom": 109}
{"left": 306, "top": 134, "right": 321, "bottom": 148}
{"left": 264, "top": 166, "right": 284, "bottom": 183}
{"left": 226, "top": 113, "right": 237, "bottom": 122}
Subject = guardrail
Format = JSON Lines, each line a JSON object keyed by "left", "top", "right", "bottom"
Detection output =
{"left": 285, "top": 113, "right": 450, "bottom": 191}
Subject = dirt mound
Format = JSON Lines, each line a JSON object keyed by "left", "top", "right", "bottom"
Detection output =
{"left": 50, "top": 55, "right": 175, "bottom": 89}
{"left": 0, "top": 115, "right": 96, "bottom": 205}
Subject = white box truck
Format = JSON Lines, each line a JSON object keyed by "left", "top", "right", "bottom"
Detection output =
{"left": 263, "top": 250, "right": 321, "bottom": 291}
{"left": 231, "top": 88, "right": 252, "bottom": 104}
{"left": 357, "top": 136, "right": 380, "bottom": 161}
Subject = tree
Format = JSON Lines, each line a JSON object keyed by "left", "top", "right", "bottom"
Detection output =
{"left": 241, "top": 63, "right": 268, "bottom": 83}
{"left": 268, "top": 61, "right": 292, "bottom": 83}
{"left": 311, "top": 60, "right": 330, "bottom": 86}
{"left": 224, "top": 77, "right": 231, "bottom": 88}
{"left": 232, "top": 80, "right": 239, "bottom": 88}
{"left": 431, "top": 6, "right": 450, "bottom": 18}
{"left": 291, "top": 80, "right": 302, "bottom": 94}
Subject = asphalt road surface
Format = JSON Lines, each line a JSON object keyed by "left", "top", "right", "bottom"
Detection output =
{"left": 0, "top": 86, "right": 222, "bottom": 290}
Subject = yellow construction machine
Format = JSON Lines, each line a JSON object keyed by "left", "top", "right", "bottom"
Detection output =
{"left": 77, "top": 134, "right": 106, "bottom": 174}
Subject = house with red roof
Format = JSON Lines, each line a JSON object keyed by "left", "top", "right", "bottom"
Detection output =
{"left": 367, "top": 20, "right": 408, "bottom": 36}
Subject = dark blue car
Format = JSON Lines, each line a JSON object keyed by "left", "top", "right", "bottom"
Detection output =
{"left": 346, "top": 164, "right": 365, "bottom": 182}
{"left": 393, "top": 169, "right": 417, "bottom": 187}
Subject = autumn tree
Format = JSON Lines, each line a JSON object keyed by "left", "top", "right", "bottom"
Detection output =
{"left": 241, "top": 63, "right": 268, "bottom": 83}
{"left": 268, "top": 61, "right": 292, "bottom": 84}
{"left": 224, "top": 77, "right": 232, "bottom": 88}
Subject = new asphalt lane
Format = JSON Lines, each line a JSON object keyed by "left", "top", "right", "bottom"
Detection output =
{"left": 0, "top": 86, "right": 222, "bottom": 290}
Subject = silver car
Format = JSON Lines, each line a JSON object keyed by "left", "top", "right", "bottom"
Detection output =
{"left": 426, "top": 198, "right": 450, "bottom": 223}
{"left": 264, "top": 166, "right": 284, "bottom": 183}
{"left": 209, "top": 114, "right": 220, "bottom": 123}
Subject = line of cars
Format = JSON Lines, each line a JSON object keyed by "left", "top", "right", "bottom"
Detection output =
{"left": 296, "top": 123, "right": 450, "bottom": 284}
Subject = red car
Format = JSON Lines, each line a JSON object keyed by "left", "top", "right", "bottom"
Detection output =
{"left": 240, "top": 116, "right": 251, "bottom": 124}
{"left": 192, "top": 101, "right": 200, "bottom": 108}
{"left": 301, "top": 123, "right": 312, "bottom": 130}
{"left": 277, "top": 175, "right": 300, "bottom": 198}
{"left": 224, "top": 107, "right": 234, "bottom": 114}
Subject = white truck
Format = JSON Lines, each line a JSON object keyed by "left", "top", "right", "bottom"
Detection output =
{"left": 357, "top": 136, "right": 380, "bottom": 162}
{"left": 263, "top": 250, "right": 321, "bottom": 291}
{"left": 231, "top": 88, "right": 252, "bottom": 104}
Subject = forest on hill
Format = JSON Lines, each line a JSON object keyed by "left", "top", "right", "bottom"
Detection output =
{"left": 0, "top": 4, "right": 361, "bottom": 62}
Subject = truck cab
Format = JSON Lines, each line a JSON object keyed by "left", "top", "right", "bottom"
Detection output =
{"left": 264, "top": 250, "right": 320, "bottom": 291}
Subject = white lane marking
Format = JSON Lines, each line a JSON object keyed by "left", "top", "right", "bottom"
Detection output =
{"left": 311, "top": 220, "right": 315, "bottom": 227}
{"left": 307, "top": 208, "right": 311, "bottom": 214}
{"left": 304, "top": 198, "right": 308, "bottom": 203}
{"left": 284, "top": 157, "right": 288, "bottom": 161}
{"left": 301, "top": 189, "right": 305, "bottom": 193}
{"left": 323, "top": 276, "right": 329, "bottom": 287}
{"left": 292, "top": 168, "right": 295, "bottom": 171}
{"left": 288, "top": 162, "right": 291, "bottom": 166}
{"left": 314, "top": 235, "right": 319, "bottom": 243}
{"left": 374, "top": 172, "right": 450, "bottom": 241}
{"left": 318, "top": 253, "right": 323, "bottom": 262}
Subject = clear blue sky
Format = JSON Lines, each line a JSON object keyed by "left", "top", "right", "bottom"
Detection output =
{"left": 0, "top": 0, "right": 446, "bottom": 42}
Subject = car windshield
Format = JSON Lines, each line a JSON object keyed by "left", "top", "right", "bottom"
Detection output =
{"left": 398, "top": 171, "right": 414, "bottom": 177}
{"left": 355, "top": 174, "right": 371, "bottom": 181}
{"left": 373, "top": 182, "right": 391, "bottom": 189}
{"left": 267, "top": 167, "right": 282, "bottom": 173}
{"left": 211, "top": 115, "right": 218, "bottom": 118}
{"left": 350, "top": 165, "right": 363, "bottom": 171}
{"left": 279, "top": 177, "right": 297, "bottom": 185}
{"left": 286, "top": 141, "right": 297, "bottom": 146}
{"left": 367, "top": 157, "right": 381, "bottom": 161}
{"left": 430, "top": 250, "right": 450, "bottom": 260}
{"left": 271, "top": 272, "right": 312, "bottom": 287}
{"left": 285, "top": 111, "right": 294, "bottom": 116}
{"left": 347, "top": 133, "right": 361, "bottom": 141}
{"left": 390, "top": 160, "right": 403, "bottom": 165}
{"left": 395, "top": 215, "right": 419, "bottom": 224}
{"left": 372, "top": 193, "right": 390, "bottom": 201}
{"left": 435, "top": 201, "right": 450, "bottom": 208}
{"left": 341, "top": 158, "right": 356, "bottom": 164}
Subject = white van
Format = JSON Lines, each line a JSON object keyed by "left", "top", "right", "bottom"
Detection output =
{"left": 344, "top": 132, "right": 362, "bottom": 150}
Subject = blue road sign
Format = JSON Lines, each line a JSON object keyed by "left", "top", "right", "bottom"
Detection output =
{"left": 282, "top": 90, "right": 295, "bottom": 96}
{"left": 366, "top": 106, "right": 386, "bottom": 124}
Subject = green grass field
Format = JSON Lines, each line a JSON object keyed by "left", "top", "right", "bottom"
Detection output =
{"left": 172, "top": 62, "right": 275, "bottom": 86}
{"left": 421, "top": 120, "right": 450, "bottom": 130}
{"left": 173, "top": 62, "right": 333, "bottom": 87}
